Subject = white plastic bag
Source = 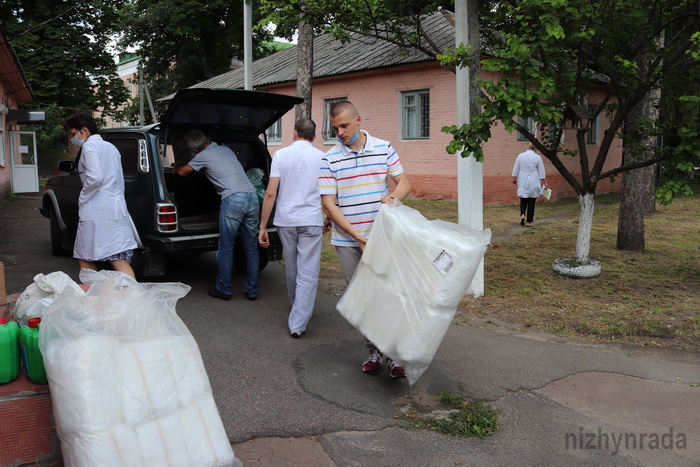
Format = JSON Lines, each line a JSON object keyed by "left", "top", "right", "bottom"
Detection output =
{"left": 336, "top": 200, "right": 491, "bottom": 385}
{"left": 14, "top": 271, "right": 85, "bottom": 320}
{"left": 39, "top": 270, "right": 241, "bottom": 467}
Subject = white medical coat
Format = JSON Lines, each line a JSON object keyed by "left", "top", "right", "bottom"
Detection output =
{"left": 512, "top": 149, "right": 546, "bottom": 198}
{"left": 73, "top": 135, "right": 137, "bottom": 261}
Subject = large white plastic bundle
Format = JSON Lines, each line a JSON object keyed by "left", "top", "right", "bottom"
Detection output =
{"left": 40, "top": 270, "right": 241, "bottom": 467}
{"left": 336, "top": 200, "right": 491, "bottom": 385}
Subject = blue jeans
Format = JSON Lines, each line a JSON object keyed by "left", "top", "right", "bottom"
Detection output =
{"left": 216, "top": 192, "right": 260, "bottom": 296}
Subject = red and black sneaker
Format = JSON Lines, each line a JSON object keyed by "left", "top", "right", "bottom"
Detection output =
{"left": 387, "top": 358, "right": 407, "bottom": 379}
{"left": 362, "top": 348, "right": 384, "bottom": 375}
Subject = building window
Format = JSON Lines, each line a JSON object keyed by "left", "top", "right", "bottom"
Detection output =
{"left": 322, "top": 97, "right": 348, "bottom": 142}
{"left": 517, "top": 117, "right": 537, "bottom": 142}
{"left": 587, "top": 105, "right": 599, "bottom": 145}
{"left": 401, "top": 90, "right": 430, "bottom": 139}
{"left": 266, "top": 119, "right": 282, "bottom": 145}
{"left": 545, "top": 123, "right": 565, "bottom": 145}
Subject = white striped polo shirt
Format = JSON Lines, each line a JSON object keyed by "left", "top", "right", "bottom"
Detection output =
{"left": 319, "top": 130, "right": 404, "bottom": 246}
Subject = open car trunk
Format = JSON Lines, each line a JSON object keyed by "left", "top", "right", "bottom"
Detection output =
{"left": 162, "top": 133, "right": 269, "bottom": 233}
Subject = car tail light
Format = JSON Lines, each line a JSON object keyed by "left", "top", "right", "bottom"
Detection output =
{"left": 156, "top": 203, "right": 178, "bottom": 232}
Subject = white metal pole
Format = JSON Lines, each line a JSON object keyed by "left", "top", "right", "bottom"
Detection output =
{"left": 455, "top": 0, "right": 485, "bottom": 296}
{"left": 243, "top": 0, "right": 253, "bottom": 90}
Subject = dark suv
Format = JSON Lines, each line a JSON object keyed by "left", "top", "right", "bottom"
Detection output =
{"left": 41, "top": 88, "right": 302, "bottom": 277}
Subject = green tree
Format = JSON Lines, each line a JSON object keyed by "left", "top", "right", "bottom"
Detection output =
{"left": 1, "top": 0, "right": 129, "bottom": 114}
{"left": 117, "top": 0, "right": 276, "bottom": 101}
{"left": 259, "top": 0, "right": 699, "bottom": 266}
{"left": 258, "top": 0, "right": 452, "bottom": 59}
{"left": 2, "top": 0, "right": 129, "bottom": 176}
{"left": 440, "top": 0, "right": 700, "bottom": 266}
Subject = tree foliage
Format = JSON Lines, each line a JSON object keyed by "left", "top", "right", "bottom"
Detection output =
{"left": 257, "top": 0, "right": 452, "bottom": 59}
{"left": 259, "top": 0, "right": 698, "bottom": 264}
{"left": 1, "top": 0, "right": 130, "bottom": 174}
{"left": 436, "top": 0, "right": 699, "bottom": 263}
{"left": 440, "top": 0, "right": 699, "bottom": 199}
{"left": 1, "top": 0, "right": 129, "bottom": 114}
{"left": 117, "top": 0, "right": 276, "bottom": 101}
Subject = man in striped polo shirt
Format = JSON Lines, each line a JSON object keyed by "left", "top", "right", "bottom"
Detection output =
{"left": 319, "top": 101, "right": 412, "bottom": 379}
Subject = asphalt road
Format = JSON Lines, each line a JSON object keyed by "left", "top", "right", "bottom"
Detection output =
{"left": 1, "top": 193, "right": 699, "bottom": 466}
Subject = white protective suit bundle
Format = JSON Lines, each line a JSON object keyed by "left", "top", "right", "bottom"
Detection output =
{"left": 39, "top": 270, "right": 241, "bottom": 467}
{"left": 336, "top": 200, "right": 491, "bottom": 385}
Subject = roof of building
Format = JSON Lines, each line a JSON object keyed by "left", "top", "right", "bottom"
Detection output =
{"left": 117, "top": 53, "right": 141, "bottom": 65}
{"left": 0, "top": 27, "right": 34, "bottom": 103}
{"left": 187, "top": 11, "right": 455, "bottom": 91}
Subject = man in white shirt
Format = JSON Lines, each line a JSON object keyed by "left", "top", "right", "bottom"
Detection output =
{"left": 259, "top": 118, "right": 326, "bottom": 338}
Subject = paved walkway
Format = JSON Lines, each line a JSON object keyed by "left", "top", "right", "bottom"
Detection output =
{"left": 2, "top": 193, "right": 699, "bottom": 466}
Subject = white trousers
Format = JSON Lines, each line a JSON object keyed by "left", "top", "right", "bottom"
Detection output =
{"left": 278, "top": 226, "right": 323, "bottom": 333}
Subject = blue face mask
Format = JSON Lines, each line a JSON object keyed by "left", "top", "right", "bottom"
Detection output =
{"left": 71, "top": 134, "right": 85, "bottom": 147}
{"left": 339, "top": 132, "right": 359, "bottom": 146}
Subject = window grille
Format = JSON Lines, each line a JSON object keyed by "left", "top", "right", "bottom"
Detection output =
{"left": 322, "top": 97, "right": 348, "bottom": 142}
{"left": 401, "top": 90, "right": 430, "bottom": 139}
{"left": 517, "top": 117, "right": 537, "bottom": 141}
{"left": 266, "top": 119, "right": 282, "bottom": 144}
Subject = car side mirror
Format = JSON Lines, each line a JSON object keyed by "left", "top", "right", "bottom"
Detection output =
{"left": 57, "top": 160, "right": 75, "bottom": 172}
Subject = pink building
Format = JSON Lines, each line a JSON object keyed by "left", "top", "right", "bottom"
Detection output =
{"left": 184, "top": 13, "right": 623, "bottom": 205}
{"left": 100, "top": 54, "right": 140, "bottom": 129}
{"left": 0, "top": 28, "right": 40, "bottom": 201}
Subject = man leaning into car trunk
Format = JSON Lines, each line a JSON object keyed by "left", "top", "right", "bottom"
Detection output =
{"left": 173, "top": 129, "right": 260, "bottom": 301}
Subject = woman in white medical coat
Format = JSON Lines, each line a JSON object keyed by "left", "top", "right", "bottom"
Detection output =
{"left": 64, "top": 113, "right": 137, "bottom": 279}
{"left": 512, "top": 144, "right": 547, "bottom": 227}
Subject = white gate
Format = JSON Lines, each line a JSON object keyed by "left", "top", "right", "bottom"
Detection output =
{"left": 10, "top": 131, "right": 39, "bottom": 193}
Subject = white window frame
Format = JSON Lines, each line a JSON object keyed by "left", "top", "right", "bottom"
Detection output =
{"left": 266, "top": 119, "right": 282, "bottom": 146}
{"left": 322, "top": 97, "right": 348, "bottom": 143}
{"left": 401, "top": 89, "right": 430, "bottom": 140}
{"left": 587, "top": 105, "right": 599, "bottom": 145}
{"left": 517, "top": 117, "right": 537, "bottom": 142}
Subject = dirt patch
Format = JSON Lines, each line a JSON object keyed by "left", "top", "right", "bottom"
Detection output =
{"left": 395, "top": 393, "right": 452, "bottom": 415}
{"left": 317, "top": 273, "right": 346, "bottom": 297}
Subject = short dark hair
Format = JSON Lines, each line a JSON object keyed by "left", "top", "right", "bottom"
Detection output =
{"left": 294, "top": 118, "right": 316, "bottom": 140}
{"left": 329, "top": 101, "right": 357, "bottom": 118}
{"left": 64, "top": 113, "right": 99, "bottom": 135}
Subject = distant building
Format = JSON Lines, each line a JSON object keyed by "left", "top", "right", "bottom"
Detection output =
{"left": 100, "top": 54, "right": 141, "bottom": 129}
{"left": 184, "top": 12, "right": 622, "bottom": 205}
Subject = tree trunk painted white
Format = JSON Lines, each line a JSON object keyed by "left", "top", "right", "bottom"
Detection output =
{"left": 576, "top": 193, "right": 595, "bottom": 263}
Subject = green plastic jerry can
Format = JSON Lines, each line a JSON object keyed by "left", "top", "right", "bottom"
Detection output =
{"left": 0, "top": 318, "right": 20, "bottom": 383}
{"left": 19, "top": 318, "right": 47, "bottom": 384}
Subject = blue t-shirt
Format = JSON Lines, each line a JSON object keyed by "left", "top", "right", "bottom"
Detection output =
{"left": 187, "top": 142, "right": 255, "bottom": 199}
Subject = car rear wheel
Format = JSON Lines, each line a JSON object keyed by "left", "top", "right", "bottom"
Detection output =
{"left": 233, "top": 247, "right": 269, "bottom": 273}
{"left": 49, "top": 207, "right": 70, "bottom": 256}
